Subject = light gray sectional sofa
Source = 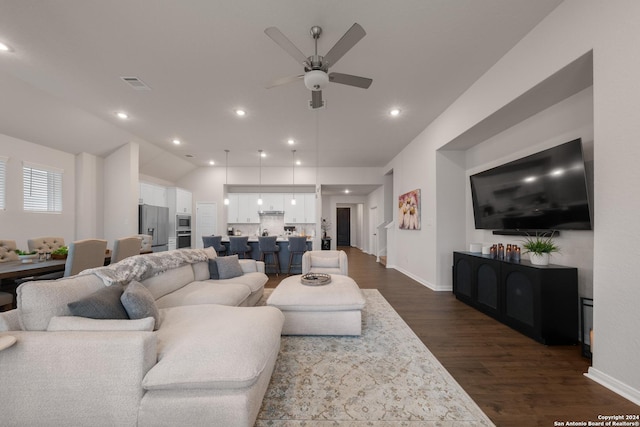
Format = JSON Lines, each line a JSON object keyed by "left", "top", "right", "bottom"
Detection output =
{"left": 0, "top": 248, "right": 284, "bottom": 427}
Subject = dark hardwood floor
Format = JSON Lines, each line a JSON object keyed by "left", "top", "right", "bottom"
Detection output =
{"left": 266, "top": 247, "right": 639, "bottom": 427}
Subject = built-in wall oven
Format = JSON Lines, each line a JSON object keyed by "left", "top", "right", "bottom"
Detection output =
{"left": 176, "top": 215, "right": 191, "bottom": 249}
{"left": 177, "top": 230, "right": 191, "bottom": 249}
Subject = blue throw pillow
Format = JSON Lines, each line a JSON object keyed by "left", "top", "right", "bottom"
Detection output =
{"left": 208, "top": 258, "right": 220, "bottom": 280}
{"left": 68, "top": 285, "right": 129, "bottom": 319}
{"left": 120, "top": 281, "right": 160, "bottom": 330}
{"left": 216, "top": 255, "right": 243, "bottom": 280}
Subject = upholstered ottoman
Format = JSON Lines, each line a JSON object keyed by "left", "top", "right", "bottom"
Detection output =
{"left": 267, "top": 274, "right": 365, "bottom": 336}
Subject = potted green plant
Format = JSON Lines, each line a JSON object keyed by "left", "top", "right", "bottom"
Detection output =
{"left": 51, "top": 246, "right": 69, "bottom": 259}
{"left": 522, "top": 233, "right": 559, "bottom": 266}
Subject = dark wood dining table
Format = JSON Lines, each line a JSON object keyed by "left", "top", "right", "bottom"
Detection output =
{"left": 0, "top": 259, "right": 67, "bottom": 281}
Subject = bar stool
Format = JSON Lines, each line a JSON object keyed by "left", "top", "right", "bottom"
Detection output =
{"left": 229, "top": 236, "right": 251, "bottom": 259}
{"left": 258, "top": 236, "right": 280, "bottom": 276}
{"left": 202, "top": 235, "right": 227, "bottom": 256}
{"left": 287, "top": 236, "right": 308, "bottom": 274}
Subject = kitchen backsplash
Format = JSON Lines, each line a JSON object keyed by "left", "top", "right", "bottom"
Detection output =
{"left": 229, "top": 214, "right": 315, "bottom": 237}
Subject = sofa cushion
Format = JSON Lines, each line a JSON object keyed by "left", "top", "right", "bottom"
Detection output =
{"left": 207, "top": 259, "right": 220, "bottom": 280}
{"left": 210, "top": 272, "right": 268, "bottom": 294}
{"left": 68, "top": 285, "right": 129, "bottom": 319}
{"left": 192, "top": 260, "right": 210, "bottom": 281}
{"left": 140, "top": 265, "right": 195, "bottom": 300}
{"left": 121, "top": 281, "right": 161, "bottom": 329}
{"left": 216, "top": 255, "right": 243, "bottom": 280}
{"left": 143, "top": 304, "right": 284, "bottom": 391}
{"left": 47, "top": 316, "right": 155, "bottom": 332}
{"left": 17, "top": 275, "right": 106, "bottom": 331}
{"left": 154, "top": 281, "right": 251, "bottom": 309}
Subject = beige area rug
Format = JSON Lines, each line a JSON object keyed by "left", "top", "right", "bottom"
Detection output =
{"left": 255, "top": 289, "right": 494, "bottom": 426}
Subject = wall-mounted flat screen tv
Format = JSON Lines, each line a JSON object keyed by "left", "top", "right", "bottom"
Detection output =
{"left": 470, "top": 138, "right": 592, "bottom": 231}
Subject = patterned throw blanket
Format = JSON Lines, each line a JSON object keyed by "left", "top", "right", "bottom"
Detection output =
{"left": 82, "top": 248, "right": 209, "bottom": 286}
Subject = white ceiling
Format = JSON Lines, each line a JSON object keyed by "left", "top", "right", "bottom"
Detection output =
{"left": 0, "top": 0, "right": 562, "bottom": 183}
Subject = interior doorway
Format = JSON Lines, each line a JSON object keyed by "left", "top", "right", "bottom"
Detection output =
{"left": 337, "top": 207, "right": 351, "bottom": 246}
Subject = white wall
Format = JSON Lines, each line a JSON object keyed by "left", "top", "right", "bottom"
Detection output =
{"left": 75, "top": 152, "right": 104, "bottom": 240}
{"left": 0, "top": 133, "right": 76, "bottom": 248}
{"left": 385, "top": 0, "right": 640, "bottom": 404}
{"left": 465, "top": 87, "right": 594, "bottom": 297}
{"left": 103, "top": 143, "right": 139, "bottom": 249}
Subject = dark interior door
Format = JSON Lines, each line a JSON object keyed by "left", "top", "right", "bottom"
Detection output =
{"left": 337, "top": 208, "right": 351, "bottom": 246}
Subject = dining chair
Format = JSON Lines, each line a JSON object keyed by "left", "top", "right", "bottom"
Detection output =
{"left": 64, "top": 239, "right": 108, "bottom": 277}
{"left": 27, "top": 237, "right": 65, "bottom": 254}
{"left": 111, "top": 236, "right": 142, "bottom": 263}
{"left": 0, "top": 240, "right": 19, "bottom": 262}
{"left": 286, "top": 236, "right": 308, "bottom": 274}
{"left": 258, "top": 236, "right": 280, "bottom": 275}
{"left": 228, "top": 236, "right": 252, "bottom": 259}
{"left": 202, "top": 235, "right": 227, "bottom": 256}
{"left": 137, "top": 234, "right": 153, "bottom": 254}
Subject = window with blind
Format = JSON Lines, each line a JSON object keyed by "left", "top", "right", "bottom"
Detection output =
{"left": 23, "top": 162, "right": 63, "bottom": 213}
{"left": 0, "top": 156, "right": 7, "bottom": 210}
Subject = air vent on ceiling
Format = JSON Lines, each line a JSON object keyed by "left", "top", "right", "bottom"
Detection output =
{"left": 120, "top": 76, "right": 150, "bottom": 90}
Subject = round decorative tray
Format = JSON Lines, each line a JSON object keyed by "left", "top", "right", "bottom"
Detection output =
{"left": 300, "top": 273, "right": 332, "bottom": 286}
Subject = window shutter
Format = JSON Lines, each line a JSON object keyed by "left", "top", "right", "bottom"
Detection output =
{"left": 22, "top": 162, "right": 63, "bottom": 213}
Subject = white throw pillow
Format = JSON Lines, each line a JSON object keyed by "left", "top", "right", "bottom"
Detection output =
{"left": 47, "top": 316, "right": 154, "bottom": 331}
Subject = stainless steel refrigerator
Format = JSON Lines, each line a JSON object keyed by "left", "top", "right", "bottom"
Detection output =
{"left": 139, "top": 204, "right": 169, "bottom": 252}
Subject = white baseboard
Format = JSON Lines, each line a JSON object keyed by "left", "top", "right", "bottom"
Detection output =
{"left": 391, "top": 265, "right": 449, "bottom": 291}
{"left": 585, "top": 367, "right": 640, "bottom": 406}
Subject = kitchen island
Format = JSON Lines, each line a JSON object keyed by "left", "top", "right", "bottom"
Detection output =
{"left": 220, "top": 237, "right": 313, "bottom": 274}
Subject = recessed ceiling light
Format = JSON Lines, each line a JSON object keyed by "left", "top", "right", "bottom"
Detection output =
{"left": 260, "top": 151, "right": 266, "bottom": 158}
{"left": 296, "top": 160, "right": 301, "bottom": 166}
{"left": 209, "top": 160, "right": 215, "bottom": 166}
{"left": 172, "top": 139, "right": 181, "bottom": 145}
{"left": 389, "top": 108, "right": 401, "bottom": 117}
{"left": 235, "top": 109, "right": 246, "bottom": 117}
{"left": 116, "top": 112, "right": 129, "bottom": 119}
{"left": 288, "top": 139, "right": 295, "bottom": 145}
{"left": 0, "top": 42, "right": 11, "bottom": 52}
{"left": 345, "top": 189, "right": 350, "bottom": 194}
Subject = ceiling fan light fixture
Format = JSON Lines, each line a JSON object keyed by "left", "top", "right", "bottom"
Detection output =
{"left": 304, "top": 70, "right": 329, "bottom": 91}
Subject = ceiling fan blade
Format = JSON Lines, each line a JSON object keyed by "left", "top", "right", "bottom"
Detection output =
{"left": 329, "top": 72, "right": 372, "bottom": 89}
{"left": 324, "top": 23, "right": 366, "bottom": 67}
{"left": 266, "top": 74, "right": 304, "bottom": 89}
{"left": 264, "top": 27, "right": 309, "bottom": 66}
{"left": 311, "top": 90, "right": 323, "bottom": 109}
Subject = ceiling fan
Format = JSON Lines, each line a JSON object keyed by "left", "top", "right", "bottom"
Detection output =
{"left": 264, "top": 23, "right": 373, "bottom": 109}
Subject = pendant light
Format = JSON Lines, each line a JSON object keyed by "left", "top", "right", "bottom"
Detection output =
{"left": 223, "top": 150, "right": 230, "bottom": 205}
{"left": 291, "top": 149, "right": 297, "bottom": 205}
{"left": 257, "top": 149, "right": 263, "bottom": 206}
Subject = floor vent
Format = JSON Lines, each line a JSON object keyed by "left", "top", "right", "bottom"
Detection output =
{"left": 120, "top": 76, "right": 150, "bottom": 90}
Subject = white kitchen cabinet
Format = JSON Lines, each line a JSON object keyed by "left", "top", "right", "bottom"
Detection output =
{"left": 284, "top": 193, "right": 315, "bottom": 223}
{"left": 260, "top": 193, "right": 284, "bottom": 212}
{"left": 139, "top": 182, "right": 167, "bottom": 207}
{"left": 227, "top": 194, "right": 240, "bottom": 223}
{"left": 176, "top": 188, "right": 192, "bottom": 214}
{"left": 168, "top": 237, "right": 177, "bottom": 251}
{"left": 227, "top": 193, "right": 260, "bottom": 223}
{"left": 167, "top": 187, "right": 192, "bottom": 215}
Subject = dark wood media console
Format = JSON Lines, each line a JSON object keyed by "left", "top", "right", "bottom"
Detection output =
{"left": 453, "top": 251, "right": 578, "bottom": 345}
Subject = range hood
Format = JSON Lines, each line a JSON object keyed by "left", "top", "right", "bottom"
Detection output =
{"left": 258, "top": 210, "right": 285, "bottom": 215}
